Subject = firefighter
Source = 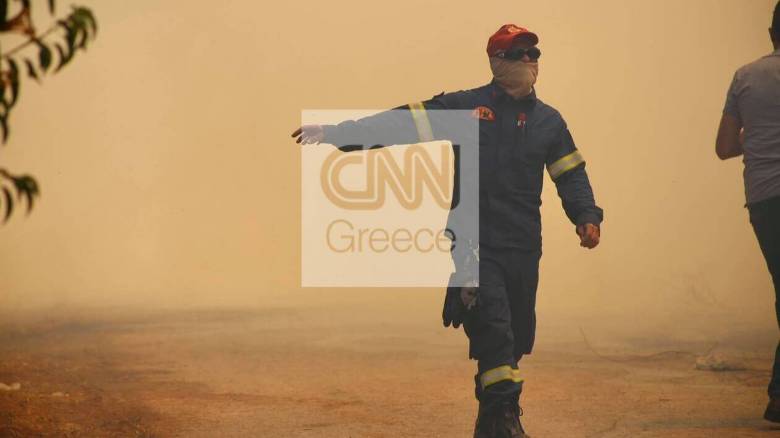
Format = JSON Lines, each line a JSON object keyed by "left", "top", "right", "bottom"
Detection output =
{"left": 293, "top": 24, "right": 603, "bottom": 438}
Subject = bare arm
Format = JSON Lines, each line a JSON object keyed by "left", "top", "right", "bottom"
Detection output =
{"left": 715, "top": 114, "right": 743, "bottom": 160}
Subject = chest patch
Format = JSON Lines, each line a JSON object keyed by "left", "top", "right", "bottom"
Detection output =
{"left": 472, "top": 106, "right": 496, "bottom": 121}
{"left": 517, "top": 113, "right": 527, "bottom": 128}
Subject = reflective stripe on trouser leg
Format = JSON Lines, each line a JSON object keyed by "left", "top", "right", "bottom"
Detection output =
{"left": 479, "top": 365, "right": 523, "bottom": 390}
{"left": 409, "top": 102, "right": 434, "bottom": 143}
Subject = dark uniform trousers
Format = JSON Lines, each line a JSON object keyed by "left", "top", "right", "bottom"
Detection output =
{"left": 749, "top": 195, "right": 780, "bottom": 398}
{"left": 464, "top": 245, "right": 541, "bottom": 409}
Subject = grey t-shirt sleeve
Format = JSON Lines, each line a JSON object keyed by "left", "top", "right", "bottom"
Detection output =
{"left": 723, "top": 70, "right": 741, "bottom": 120}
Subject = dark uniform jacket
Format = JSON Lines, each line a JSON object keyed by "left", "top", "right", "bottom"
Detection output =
{"left": 322, "top": 82, "right": 603, "bottom": 253}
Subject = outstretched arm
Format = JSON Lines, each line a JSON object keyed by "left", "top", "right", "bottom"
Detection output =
{"left": 291, "top": 92, "right": 462, "bottom": 151}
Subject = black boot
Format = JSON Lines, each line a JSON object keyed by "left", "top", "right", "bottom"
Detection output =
{"left": 473, "top": 401, "right": 529, "bottom": 438}
{"left": 473, "top": 403, "right": 496, "bottom": 438}
{"left": 765, "top": 398, "right": 780, "bottom": 423}
{"left": 498, "top": 401, "right": 529, "bottom": 438}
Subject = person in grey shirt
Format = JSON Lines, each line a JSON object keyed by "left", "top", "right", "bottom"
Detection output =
{"left": 716, "top": 0, "right": 780, "bottom": 423}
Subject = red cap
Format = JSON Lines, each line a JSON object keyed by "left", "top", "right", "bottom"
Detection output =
{"left": 486, "top": 24, "right": 539, "bottom": 57}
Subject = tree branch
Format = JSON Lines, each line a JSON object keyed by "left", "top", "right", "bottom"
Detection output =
{"left": 2, "top": 22, "right": 60, "bottom": 59}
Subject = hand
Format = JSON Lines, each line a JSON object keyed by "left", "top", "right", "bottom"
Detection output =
{"left": 291, "top": 125, "right": 324, "bottom": 145}
{"left": 576, "top": 223, "right": 600, "bottom": 249}
{"left": 443, "top": 273, "right": 477, "bottom": 329}
{"left": 460, "top": 280, "right": 478, "bottom": 310}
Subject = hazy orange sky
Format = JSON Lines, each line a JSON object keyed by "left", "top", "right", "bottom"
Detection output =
{"left": 0, "top": 0, "right": 777, "bottom": 343}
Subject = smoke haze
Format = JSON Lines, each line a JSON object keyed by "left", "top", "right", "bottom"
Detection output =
{"left": 0, "top": 0, "right": 777, "bottom": 350}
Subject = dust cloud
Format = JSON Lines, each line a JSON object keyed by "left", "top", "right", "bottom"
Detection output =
{"left": 0, "top": 0, "right": 777, "bottom": 357}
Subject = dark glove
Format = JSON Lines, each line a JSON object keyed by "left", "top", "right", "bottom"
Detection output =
{"left": 443, "top": 274, "right": 465, "bottom": 328}
{"left": 443, "top": 238, "right": 479, "bottom": 329}
{"left": 442, "top": 272, "right": 477, "bottom": 329}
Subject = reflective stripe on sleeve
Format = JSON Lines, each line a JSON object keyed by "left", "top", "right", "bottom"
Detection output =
{"left": 409, "top": 102, "right": 434, "bottom": 143}
{"left": 547, "top": 151, "right": 585, "bottom": 180}
{"left": 479, "top": 365, "right": 524, "bottom": 389}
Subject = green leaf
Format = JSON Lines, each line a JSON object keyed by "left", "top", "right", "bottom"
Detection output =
{"left": 0, "top": 1, "right": 7, "bottom": 29}
{"left": 84, "top": 8, "right": 97, "bottom": 38}
{"left": 0, "top": 114, "right": 9, "bottom": 143}
{"left": 68, "top": 10, "right": 92, "bottom": 50}
{"left": 36, "top": 40, "right": 52, "bottom": 72}
{"left": 54, "top": 43, "right": 71, "bottom": 72}
{"left": 27, "top": 177, "right": 39, "bottom": 196}
{"left": 7, "top": 58, "right": 19, "bottom": 108}
{"left": 24, "top": 58, "right": 38, "bottom": 82}
{"left": 73, "top": 7, "right": 97, "bottom": 37}
{"left": 24, "top": 176, "right": 37, "bottom": 194}
{"left": 76, "top": 22, "right": 88, "bottom": 50}
{"left": 14, "top": 175, "right": 38, "bottom": 213}
{"left": 2, "top": 187, "right": 12, "bottom": 223}
{"left": 58, "top": 19, "right": 76, "bottom": 51}
{"left": 22, "top": 187, "right": 34, "bottom": 213}
{"left": 86, "top": 10, "right": 97, "bottom": 37}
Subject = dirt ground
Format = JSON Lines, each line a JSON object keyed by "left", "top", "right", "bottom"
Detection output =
{"left": 0, "top": 299, "right": 779, "bottom": 438}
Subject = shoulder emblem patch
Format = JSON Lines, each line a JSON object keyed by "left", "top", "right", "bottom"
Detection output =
{"left": 472, "top": 106, "right": 495, "bottom": 121}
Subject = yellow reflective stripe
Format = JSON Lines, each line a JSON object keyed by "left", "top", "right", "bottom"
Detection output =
{"left": 409, "top": 102, "right": 434, "bottom": 143}
{"left": 547, "top": 151, "right": 585, "bottom": 180}
{"left": 479, "top": 365, "right": 524, "bottom": 389}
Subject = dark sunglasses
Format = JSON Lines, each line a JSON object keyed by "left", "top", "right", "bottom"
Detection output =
{"left": 497, "top": 47, "right": 541, "bottom": 61}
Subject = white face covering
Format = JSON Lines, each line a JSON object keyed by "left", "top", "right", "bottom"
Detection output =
{"left": 489, "top": 57, "right": 538, "bottom": 99}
